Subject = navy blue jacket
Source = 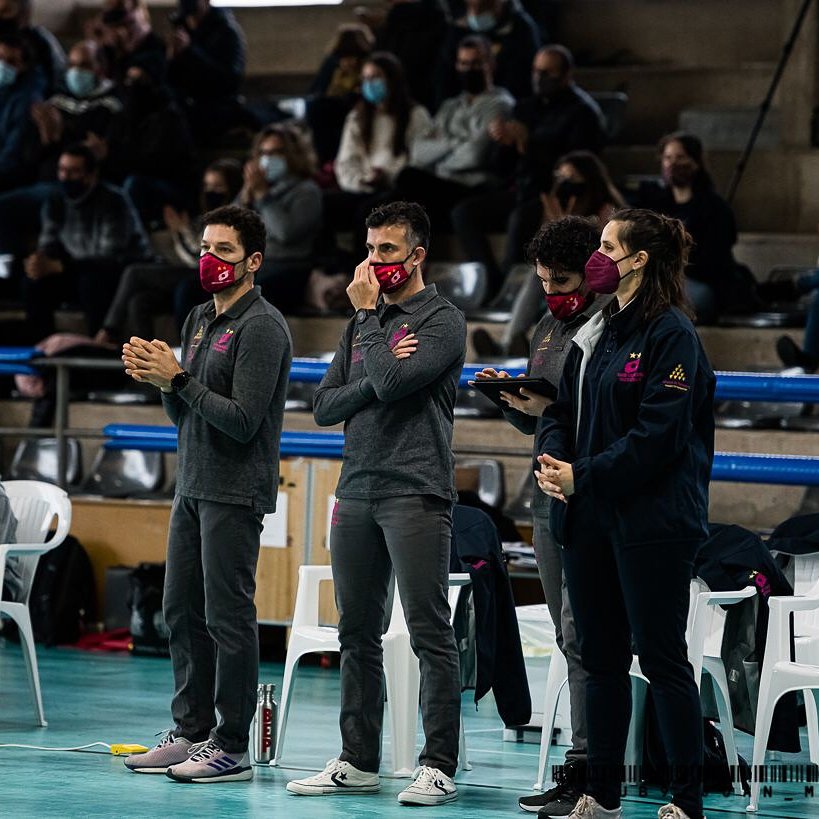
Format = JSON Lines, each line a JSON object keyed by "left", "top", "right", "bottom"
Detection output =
{"left": 537, "top": 297, "right": 715, "bottom": 548}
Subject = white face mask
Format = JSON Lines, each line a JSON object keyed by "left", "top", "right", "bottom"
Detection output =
{"left": 259, "top": 154, "right": 287, "bottom": 183}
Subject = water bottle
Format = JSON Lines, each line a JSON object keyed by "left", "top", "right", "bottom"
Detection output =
{"left": 252, "top": 683, "right": 277, "bottom": 763}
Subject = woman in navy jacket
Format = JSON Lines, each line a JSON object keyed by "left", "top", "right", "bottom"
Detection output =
{"left": 534, "top": 208, "right": 715, "bottom": 819}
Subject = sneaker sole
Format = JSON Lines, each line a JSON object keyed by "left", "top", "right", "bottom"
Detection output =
{"left": 165, "top": 768, "right": 253, "bottom": 783}
{"left": 517, "top": 802, "right": 544, "bottom": 813}
{"left": 125, "top": 765, "right": 176, "bottom": 774}
{"left": 397, "top": 791, "right": 458, "bottom": 806}
{"left": 286, "top": 782, "right": 381, "bottom": 796}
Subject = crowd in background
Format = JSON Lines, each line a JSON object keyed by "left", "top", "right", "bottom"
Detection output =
{"left": 0, "top": 0, "right": 750, "bottom": 348}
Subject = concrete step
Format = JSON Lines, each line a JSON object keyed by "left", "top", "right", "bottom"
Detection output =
{"left": 678, "top": 107, "right": 780, "bottom": 151}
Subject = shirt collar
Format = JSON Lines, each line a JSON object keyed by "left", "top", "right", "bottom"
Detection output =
{"left": 204, "top": 285, "right": 261, "bottom": 321}
{"left": 378, "top": 283, "right": 438, "bottom": 316}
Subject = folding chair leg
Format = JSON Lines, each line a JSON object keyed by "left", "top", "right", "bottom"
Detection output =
{"left": 4, "top": 602, "right": 46, "bottom": 726}
{"left": 272, "top": 650, "right": 302, "bottom": 765}
{"left": 458, "top": 715, "right": 471, "bottom": 771}
{"left": 534, "top": 649, "right": 568, "bottom": 791}
{"left": 806, "top": 687, "right": 819, "bottom": 767}
{"left": 709, "top": 666, "right": 744, "bottom": 795}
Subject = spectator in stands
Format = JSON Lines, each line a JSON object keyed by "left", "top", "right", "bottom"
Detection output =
{"left": 475, "top": 217, "right": 608, "bottom": 817}
{"left": 166, "top": 0, "right": 248, "bottom": 144}
{"left": 93, "top": 55, "right": 196, "bottom": 228}
{"left": 0, "top": 0, "right": 65, "bottom": 96}
{"left": 374, "top": 0, "right": 447, "bottom": 112}
{"left": 452, "top": 45, "right": 607, "bottom": 297}
{"left": 324, "top": 51, "right": 430, "bottom": 254}
{"left": 535, "top": 209, "right": 713, "bottom": 819}
{"left": 307, "top": 23, "right": 373, "bottom": 165}
{"left": 473, "top": 150, "right": 625, "bottom": 357}
{"left": 436, "top": 0, "right": 541, "bottom": 106}
{"left": 21, "top": 143, "right": 152, "bottom": 343}
{"left": 236, "top": 123, "right": 323, "bottom": 314}
{"left": 0, "top": 32, "right": 42, "bottom": 192}
{"left": 91, "top": 0, "right": 166, "bottom": 85}
{"left": 96, "top": 158, "right": 243, "bottom": 345}
{"left": 635, "top": 132, "right": 738, "bottom": 325}
{"left": 393, "top": 34, "right": 514, "bottom": 228}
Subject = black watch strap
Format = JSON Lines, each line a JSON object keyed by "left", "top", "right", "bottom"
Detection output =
{"left": 355, "top": 308, "right": 377, "bottom": 324}
{"left": 171, "top": 370, "right": 191, "bottom": 392}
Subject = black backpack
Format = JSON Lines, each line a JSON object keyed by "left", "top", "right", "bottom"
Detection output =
{"left": 128, "top": 562, "right": 170, "bottom": 656}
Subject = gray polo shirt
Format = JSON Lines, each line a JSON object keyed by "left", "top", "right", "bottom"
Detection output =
{"left": 162, "top": 286, "right": 293, "bottom": 514}
{"left": 313, "top": 283, "right": 466, "bottom": 502}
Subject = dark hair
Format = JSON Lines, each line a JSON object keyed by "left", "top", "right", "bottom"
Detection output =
{"left": 457, "top": 34, "right": 493, "bottom": 65}
{"left": 553, "top": 150, "right": 625, "bottom": 218}
{"left": 526, "top": 215, "right": 599, "bottom": 274}
{"left": 329, "top": 23, "right": 374, "bottom": 59}
{"left": 0, "top": 32, "right": 31, "bottom": 66}
{"left": 356, "top": 51, "right": 414, "bottom": 156}
{"left": 204, "top": 157, "right": 243, "bottom": 200}
{"left": 658, "top": 131, "right": 714, "bottom": 190}
{"left": 61, "top": 142, "right": 98, "bottom": 174}
{"left": 201, "top": 205, "right": 266, "bottom": 259}
{"left": 609, "top": 208, "right": 694, "bottom": 321}
{"left": 541, "top": 43, "right": 574, "bottom": 74}
{"left": 251, "top": 122, "right": 317, "bottom": 179}
{"left": 365, "top": 200, "right": 431, "bottom": 252}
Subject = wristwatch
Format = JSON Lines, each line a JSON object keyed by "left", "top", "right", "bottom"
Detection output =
{"left": 170, "top": 370, "right": 192, "bottom": 393}
{"left": 355, "top": 308, "right": 377, "bottom": 325}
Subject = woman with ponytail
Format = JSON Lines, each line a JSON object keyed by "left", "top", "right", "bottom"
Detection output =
{"left": 533, "top": 209, "right": 715, "bottom": 819}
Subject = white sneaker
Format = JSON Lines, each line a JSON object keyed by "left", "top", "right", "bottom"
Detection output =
{"left": 397, "top": 765, "right": 457, "bottom": 806}
{"left": 286, "top": 758, "right": 380, "bottom": 796}
{"left": 658, "top": 804, "right": 704, "bottom": 819}
{"left": 568, "top": 794, "right": 622, "bottom": 819}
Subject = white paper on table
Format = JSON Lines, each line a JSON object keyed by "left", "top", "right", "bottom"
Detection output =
{"left": 260, "top": 492, "right": 288, "bottom": 548}
{"left": 325, "top": 495, "right": 336, "bottom": 550}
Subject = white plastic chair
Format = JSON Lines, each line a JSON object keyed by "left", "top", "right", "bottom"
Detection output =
{"left": 0, "top": 480, "right": 72, "bottom": 726}
{"left": 747, "top": 577, "right": 819, "bottom": 811}
{"left": 273, "top": 564, "right": 470, "bottom": 776}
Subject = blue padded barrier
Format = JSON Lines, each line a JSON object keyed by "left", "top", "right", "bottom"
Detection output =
{"left": 711, "top": 452, "right": 819, "bottom": 486}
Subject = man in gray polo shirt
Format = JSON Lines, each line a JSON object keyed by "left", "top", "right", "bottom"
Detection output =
{"left": 120, "top": 205, "right": 292, "bottom": 783}
{"left": 287, "top": 201, "right": 466, "bottom": 806}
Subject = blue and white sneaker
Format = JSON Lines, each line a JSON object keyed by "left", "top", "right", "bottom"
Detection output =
{"left": 165, "top": 739, "right": 252, "bottom": 783}
{"left": 397, "top": 765, "right": 458, "bottom": 805}
{"left": 123, "top": 731, "right": 193, "bottom": 773}
{"left": 286, "top": 758, "right": 380, "bottom": 795}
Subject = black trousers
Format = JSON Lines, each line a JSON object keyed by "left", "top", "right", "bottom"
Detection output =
{"left": 561, "top": 509, "right": 704, "bottom": 819}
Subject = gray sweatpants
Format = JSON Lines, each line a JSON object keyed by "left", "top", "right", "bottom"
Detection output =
{"left": 330, "top": 495, "right": 461, "bottom": 777}
{"left": 163, "top": 495, "right": 264, "bottom": 753}
{"left": 533, "top": 513, "right": 588, "bottom": 762}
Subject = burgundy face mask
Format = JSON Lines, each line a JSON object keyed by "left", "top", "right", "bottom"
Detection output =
{"left": 584, "top": 249, "right": 639, "bottom": 295}
{"left": 545, "top": 288, "right": 590, "bottom": 320}
{"left": 370, "top": 250, "right": 416, "bottom": 294}
{"left": 199, "top": 252, "right": 247, "bottom": 294}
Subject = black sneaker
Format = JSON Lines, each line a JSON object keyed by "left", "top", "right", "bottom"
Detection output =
{"left": 519, "top": 761, "right": 586, "bottom": 814}
{"left": 472, "top": 328, "right": 503, "bottom": 359}
{"left": 776, "top": 335, "right": 818, "bottom": 372}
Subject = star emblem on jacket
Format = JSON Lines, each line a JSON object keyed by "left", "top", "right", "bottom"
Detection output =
{"left": 663, "top": 363, "right": 690, "bottom": 391}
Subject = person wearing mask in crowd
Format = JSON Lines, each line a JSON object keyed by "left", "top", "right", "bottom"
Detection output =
{"left": 307, "top": 23, "right": 373, "bottom": 165}
{"left": 0, "top": 38, "right": 122, "bottom": 294}
{"left": 0, "top": 32, "right": 42, "bottom": 192}
{"left": 288, "top": 202, "right": 465, "bottom": 806}
{"left": 21, "top": 143, "right": 152, "bottom": 343}
{"left": 635, "top": 132, "right": 738, "bottom": 325}
{"left": 91, "top": 0, "right": 166, "bottom": 85}
{"left": 473, "top": 150, "right": 624, "bottom": 357}
{"left": 92, "top": 56, "right": 196, "bottom": 228}
{"left": 452, "top": 45, "right": 606, "bottom": 299}
{"left": 475, "top": 217, "right": 606, "bottom": 818}
{"left": 235, "top": 123, "right": 323, "bottom": 314}
{"left": 121, "top": 205, "right": 292, "bottom": 783}
{"left": 393, "top": 34, "right": 514, "bottom": 228}
{"left": 325, "top": 52, "right": 430, "bottom": 257}
{"left": 373, "top": 0, "right": 447, "bottom": 113}
{"left": 95, "top": 158, "right": 243, "bottom": 345}
{"left": 436, "top": 0, "right": 541, "bottom": 107}
{"left": 535, "top": 208, "right": 714, "bottom": 819}
{"left": 0, "top": 0, "right": 65, "bottom": 96}
{"left": 167, "top": 0, "right": 249, "bottom": 144}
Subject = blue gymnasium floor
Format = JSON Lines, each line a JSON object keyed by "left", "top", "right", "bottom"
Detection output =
{"left": 0, "top": 639, "right": 816, "bottom": 819}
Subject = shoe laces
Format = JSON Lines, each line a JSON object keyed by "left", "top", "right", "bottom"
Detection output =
{"left": 187, "top": 739, "right": 223, "bottom": 762}
{"left": 658, "top": 806, "right": 692, "bottom": 819}
{"left": 411, "top": 765, "right": 447, "bottom": 792}
{"left": 153, "top": 730, "right": 176, "bottom": 749}
{"left": 571, "top": 794, "right": 595, "bottom": 817}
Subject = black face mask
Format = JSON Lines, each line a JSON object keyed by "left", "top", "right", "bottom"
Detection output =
{"left": 554, "top": 179, "right": 586, "bottom": 209}
{"left": 457, "top": 68, "right": 486, "bottom": 96}
{"left": 202, "top": 190, "right": 229, "bottom": 212}
{"left": 533, "top": 71, "right": 563, "bottom": 99}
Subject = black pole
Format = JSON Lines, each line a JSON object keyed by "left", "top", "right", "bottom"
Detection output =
{"left": 726, "top": 0, "right": 815, "bottom": 203}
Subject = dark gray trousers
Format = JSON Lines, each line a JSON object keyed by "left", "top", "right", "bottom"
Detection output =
{"left": 163, "top": 495, "right": 263, "bottom": 753}
{"left": 330, "top": 495, "right": 461, "bottom": 777}
{"left": 533, "top": 513, "right": 588, "bottom": 763}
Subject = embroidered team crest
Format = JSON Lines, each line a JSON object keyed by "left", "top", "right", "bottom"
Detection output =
{"left": 663, "top": 363, "right": 689, "bottom": 391}
{"left": 616, "top": 352, "right": 644, "bottom": 383}
{"left": 389, "top": 323, "right": 410, "bottom": 350}
{"left": 212, "top": 327, "right": 234, "bottom": 353}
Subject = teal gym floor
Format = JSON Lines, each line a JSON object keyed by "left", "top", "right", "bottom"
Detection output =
{"left": 0, "top": 639, "right": 815, "bottom": 818}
